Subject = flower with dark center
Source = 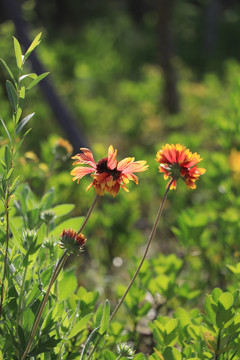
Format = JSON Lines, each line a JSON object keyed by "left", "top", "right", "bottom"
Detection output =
{"left": 156, "top": 144, "right": 206, "bottom": 189}
{"left": 71, "top": 145, "right": 148, "bottom": 197}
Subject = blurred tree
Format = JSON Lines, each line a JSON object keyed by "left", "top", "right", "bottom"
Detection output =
{"left": 157, "top": 0, "right": 180, "bottom": 114}
{"left": 0, "top": 0, "right": 88, "bottom": 151}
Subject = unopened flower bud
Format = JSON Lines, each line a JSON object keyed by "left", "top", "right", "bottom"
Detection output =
{"left": 59, "top": 229, "right": 86, "bottom": 255}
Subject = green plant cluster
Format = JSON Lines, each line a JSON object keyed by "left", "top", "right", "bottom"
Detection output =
{"left": 0, "top": 25, "right": 240, "bottom": 360}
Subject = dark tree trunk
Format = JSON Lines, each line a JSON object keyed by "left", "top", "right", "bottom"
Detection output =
{"left": 204, "top": 0, "right": 221, "bottom": 54}
{"left": 1, "top": 0, "right": 88, "bottom": 151}
{"left": 157, "top": 0, "right": 180, "bottom": 114}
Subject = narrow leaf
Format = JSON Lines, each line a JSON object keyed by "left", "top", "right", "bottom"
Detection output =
{"left": 19, "top": 73, "right": 37, "bottom": 82}
{"left": 0, "top": 117, "right": 12, "bottom": 145}
{"left": 16, "top": 113, "right": 35, "bottom": 134}
{"left": 4, "top": 145, "right": 12, "bottom": 171}
{"left": 26, "top": 72, "right": 49, "bottom": 90}
{"left": 6, "top": 80, "right": 18, "bottom": 111}
{"left": 16, "top": 128, "right": 31, "bottom": 151}
{"left": 99, "top": 300, "right": 110, "bottom": 335}
{"left": 24, "top": 33, "right": 42, "bottom": 60}
{"left": 13, "top": 37, "right": 23, "bottom": 69}
{"left": 0, "top": 58, "right": 16, "bottom": 86}
{"left": 6, "top": 168, "right": 14, "bottom": 181}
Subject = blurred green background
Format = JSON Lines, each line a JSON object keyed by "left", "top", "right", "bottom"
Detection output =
{"left": 1, "top": 0, "right": 240, "bottom": 307}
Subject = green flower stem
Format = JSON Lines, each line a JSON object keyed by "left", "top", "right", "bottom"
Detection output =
{"left": 21, "top": 194, "right": 99, "bottom": 360}
{"left": 86, "top": 180, "right": 173, "bottom": 359}
{"left": 109, "top": 178, "right": 173, "bottom": 323}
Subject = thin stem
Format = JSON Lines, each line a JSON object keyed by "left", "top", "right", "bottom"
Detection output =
{"left": 0, "top": 200, "right": 10, "bottom": 320}
{"left": 77, "top": 194, "right": 99, "bottom": 234}
{"left": 86, "top": 180, "right": 173, "bottom": 360}
{"left": 21, "top": 194, "right": 99, "bottom": 360}
{"left": 109, "top": 179, "right": 173, "bottom": 323}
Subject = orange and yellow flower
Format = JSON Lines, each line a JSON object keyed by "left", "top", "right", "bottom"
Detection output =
{"left": 156, "top": 144, "right": 206, "bottom": 190}
{"left": 71, "top": 145, "right": 148, "bottom": 197}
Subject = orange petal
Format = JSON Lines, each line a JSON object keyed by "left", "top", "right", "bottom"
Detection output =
{"left": 71, "top": 167, "right": 95, "bottom": 182}
{"left": 107, "top": 145, "right": 118, "bottom": 170}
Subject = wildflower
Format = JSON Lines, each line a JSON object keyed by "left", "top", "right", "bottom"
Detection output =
{"left": 25, "top": 151, "right": 38, "bottom": 162}
{"left": 59, "top": 229, "right": 86, "bottom": 255}
{"left": 54, "top": 138, "right": 73, "bottom": 160}
{"left": 156, "top": 144, "right": 206, "bottom": 190}
{"left": 229, "top": 148, "right": 240, "bottom": 182}
{"left": 71, "top": 145, "right": 148, "bottom": 197}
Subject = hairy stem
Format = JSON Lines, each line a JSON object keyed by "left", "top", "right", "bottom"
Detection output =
{"left": 77, "top": 194, "right": 99, "bottom": 234}
{"left": 110, "top": 179, "right": 173, "bottom": 322}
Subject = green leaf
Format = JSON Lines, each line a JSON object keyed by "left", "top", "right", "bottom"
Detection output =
{"left": 35, "top": 224, "right": 46, "bottom": 247}
{"left": 0, "top": 117, "right": 12, "bottom": 145}
{"left": 6, "top": 80, "right": 18, "bottom": 111}
{"left": 204, "top": 295, "right": 216, "bottom": 325}
{"left": 13, "top": 37, "right": 23, "bottom": 69}
{"left": 16, "top": 113, "right": 35, "bottom": 134}
{"left": 212, "top": 288, "right": 223, "bottom": 303}
{"left": 18, "top": 325, "right": 26, "bottom": 349}
{"left": 162, "top": 347, "right": 181, "bottom": 360}
{"left": 9, "top": 219, "right": 26, "bottom": 254}
{"left": 58, "top": 269, "right": 78, "bottom": 302}
{"left": 6, "top": 168, "right": 14, "bottom": 181}
{"left": 0, "top": 58, "right": 16, "bottom": 86}
{"left": 26, "top": 72, "right": 49, "bottom": 90}
{"left": 19, "top": 73, "right": 37, "bottom": 82}
{"left": 16, "top": 128, "right": 31, "bottom": 151}
{"left": 103, "top": 351, "right": 116, "bottom": 360}
{"left": 9, "top": 175, "right": 21, "bottom": 196}
{"left": 48, "top": 204, "right": 75, "bottom": 217}
{"left": 94, "top": 303, "right": 104, "bottom": 328}
{"left": 40, "top": 188, "right": 55, "bottom": 210}
{"left": 218, "top": 292, "right": 234, "bottom": 310}
{"left": 67, "top": 313, "right": 93, "bottom": 339}
{"left": 4, "top": 145, "right": 12, "bottom": 172}
{"left": 49, "top": 217, "right": 84, "bottom": 238}
{"left": 99, "top": 300, "right": 110, "bottom": 335}
{"left": 24, "top": 33, "right": 42, "bottom": 60}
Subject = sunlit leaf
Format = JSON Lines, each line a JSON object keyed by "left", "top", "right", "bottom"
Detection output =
{"left": 13, "top": 37, "right": 23, "bottom": 69}
{"left": 16, "top": 113, "right": 35, "bottom": 134}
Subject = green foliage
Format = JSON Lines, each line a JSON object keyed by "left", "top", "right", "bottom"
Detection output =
{"left": 1, "top": 14, "right": 240, "bottom": 360}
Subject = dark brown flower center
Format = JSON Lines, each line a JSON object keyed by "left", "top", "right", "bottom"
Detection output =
{"left": 96, "top": 158, "right": 121, "bottom": 180}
